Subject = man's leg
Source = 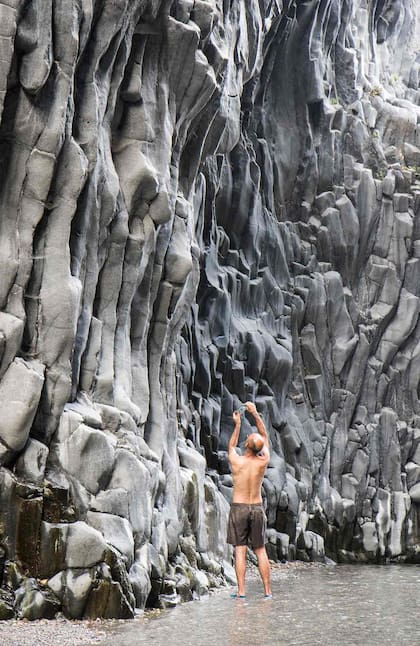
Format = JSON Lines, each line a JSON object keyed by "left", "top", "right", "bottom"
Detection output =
{"left": 254, "top": 545, "right": 271, "bottom": 596}
{"left": 234, "top": 545, "right": 247, "bottom": 596}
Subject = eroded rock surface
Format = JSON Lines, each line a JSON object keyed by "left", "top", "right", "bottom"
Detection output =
{"left": 1, "top": 0, "right": 420, "bottom": 619}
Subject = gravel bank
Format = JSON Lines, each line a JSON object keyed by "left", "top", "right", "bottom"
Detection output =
{"left": 0, "top": 618, "right": 106, "bottom": 646}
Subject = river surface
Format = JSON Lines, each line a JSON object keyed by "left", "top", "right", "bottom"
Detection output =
{"left": 100, "top": 564, "right": 420, "bottom": 646}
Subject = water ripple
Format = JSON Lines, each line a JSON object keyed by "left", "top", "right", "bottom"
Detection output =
{"left": 101, "top": 564, "right": 420, "bottom": 646}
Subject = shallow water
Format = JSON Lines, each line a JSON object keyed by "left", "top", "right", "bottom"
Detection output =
{"left": 101, "top": 564, "right": 420, "bottom": 646}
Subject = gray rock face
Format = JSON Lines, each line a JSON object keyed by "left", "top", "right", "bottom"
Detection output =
{"left": 1, "top": 0, "right": 420, "bottom": 619}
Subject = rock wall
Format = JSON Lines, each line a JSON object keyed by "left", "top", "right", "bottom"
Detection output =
{"left": 1, "top": 0, "right": 420, "bottom": 620}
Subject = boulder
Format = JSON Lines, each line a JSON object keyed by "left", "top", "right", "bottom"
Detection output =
{"left": 14, "top": 438, "right": 49, "bottom": 485}
{"left": 48, "top": 568, "right": 94, "bottom": 619}
{"left": 15, "top": 578, "right": 60, "bottom": 620}
{"left": 87, "top": 511, "right": 134, "bottom": 565}
{"left": 39, "top": 521, "right": 107, "bottom": 578}
{"left": 0, "top": 359, "right": 44, "bottom": 463}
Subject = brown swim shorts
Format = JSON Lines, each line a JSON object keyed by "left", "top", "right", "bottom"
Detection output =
{"left": 227, "top": 503, "right": 267, "bottom": 549}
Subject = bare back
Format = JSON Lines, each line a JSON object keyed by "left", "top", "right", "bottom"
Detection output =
{"left": 229, "top": 453, "right": 268, "bottom": 504}
{"left": 228, "top": 404, "right": 269, "bottom": 504}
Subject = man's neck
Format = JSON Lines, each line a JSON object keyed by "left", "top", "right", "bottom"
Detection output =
{"left": 244, "top": 449, "right": 259, "bottom": 458}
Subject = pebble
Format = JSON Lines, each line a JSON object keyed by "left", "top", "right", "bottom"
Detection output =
{"left": 0, "top": 617, "right": 106, "bottom": 646}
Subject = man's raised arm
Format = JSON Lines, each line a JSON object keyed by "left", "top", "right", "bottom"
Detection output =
{"left": 228, "top": 410, "right": 241, "bottom": 457}
{"left": 245, "top": 402, "right": 269, "bottom": 446}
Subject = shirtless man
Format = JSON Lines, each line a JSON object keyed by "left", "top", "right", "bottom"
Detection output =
{"left": 227, "top": 401, "right": 272, "bottom": 598}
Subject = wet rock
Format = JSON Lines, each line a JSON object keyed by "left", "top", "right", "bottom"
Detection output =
{"left": 389, "top": 492, "right": 411, "bottom": 557}
{"left": 192, "top": 569, "right": 209, "bottom": 598}
{"left": 158, "top": 591, "right": 180, "bottom": 609}
{"left": 0, "top": 589, "right": 15, "bottom": 620}
{"left": 175, "top": 571, "right": 194, "bottom": 602}
{"left": 42, "top": 475, "right": 78, "bottom": 523}
{"left": 128, "top": 559, "right": 152, "bottom": 609}
{"left": 15, "top": 578, "right": 60, "bottom": 620}
{"left": 48, "top": 568, "right": 95, "bottom": 619}
{"left": 0, "top": 469, "right": 43, "bottom": 572}
{"left": 361, "top": 522, "right": 378, "bottom": 557}
{"left": 266, "top": 528, "right": 290, "bottom": 561}
{"left": 375, "top": 489, "right": 392, "bottom": 556}
{"left": 83, "top": 578, "right": 134, "bottom": 619}
{"left": 297, "top": 531, "right": 325, "bottom": 562}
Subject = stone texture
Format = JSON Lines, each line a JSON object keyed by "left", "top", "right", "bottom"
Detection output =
{"left": 14, "top": 438, "right": 48, "bottom": 485}
{"left": 15, "top": 579, "right": 60, "bottom": 620}
{"left": 87, "top": 512, "right": 134, "bottom": 565}
{"left": 0, "top": 359, "right": 44, "bottom": 463}
{"left": 38, "top": 522, "right": 107, "bottom": 579}
{"left": 0, "top": 0, "right": 419, "bottom": 621}
{"left": 47, "top": 568, "right": 95, "bottom": 619}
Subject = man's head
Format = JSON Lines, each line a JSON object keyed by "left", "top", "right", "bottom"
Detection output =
{"left": 245, "top": 432, "right": 264, "bottom": 455}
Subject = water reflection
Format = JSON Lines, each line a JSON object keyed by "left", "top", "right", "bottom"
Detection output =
{"left": 101, "top": 565, "right": 420, "bottom": 646}
{"left": 226, "top": 596, "right": 272, "bottom": 646}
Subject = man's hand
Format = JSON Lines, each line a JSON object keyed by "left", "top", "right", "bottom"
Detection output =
{"left": 233, "top": 410, "right": 241, "bottom": 424}
{"left": 229, "top": 410, "right": 242, "bottom": 460}
{"left": 245, "top": 401, "right": 257, "bottom": 415}
{"left": 245, "top": 401, "right": 268, "bottom": 445}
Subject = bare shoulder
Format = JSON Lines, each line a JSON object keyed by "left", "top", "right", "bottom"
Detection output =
{"left": 258, "top": 447, "right": 270, "bottom": 464}
{"left": 228, "top": 448, "right": 242, "bottom": 465}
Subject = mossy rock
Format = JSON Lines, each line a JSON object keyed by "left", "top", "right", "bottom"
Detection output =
{"left": 83, "top": 579, "right": 134, "bottom": 619}
{"left": 0, "top": 590, "right": 15, "bottom": 620}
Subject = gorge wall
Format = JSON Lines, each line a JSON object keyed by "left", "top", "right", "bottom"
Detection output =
{"left": 1, "top": 0, "right": 420, "bottom": 620}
